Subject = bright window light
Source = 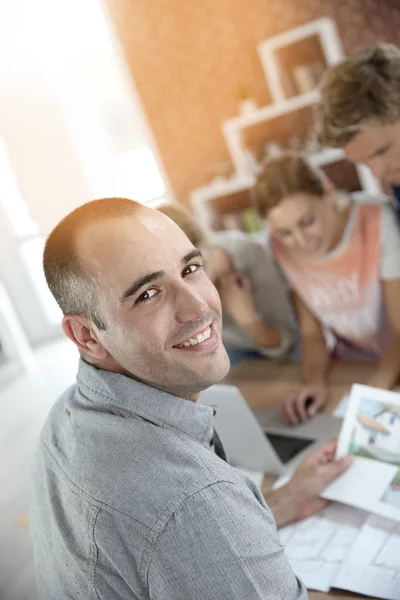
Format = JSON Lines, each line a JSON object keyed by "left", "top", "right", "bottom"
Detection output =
{"left": 19, "top": 237, "right": 62, "bottom": 324}
{"left": 0, "top": 138, "right": 39, "bottom": 238}
{"left": 112, "top": 146, "right": 165, "bottom": 202}
{"left": 145, "top": 197, "right": 169, "bottom": 209}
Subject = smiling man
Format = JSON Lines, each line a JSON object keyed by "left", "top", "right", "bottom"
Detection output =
{"left": 316, "top": 43, "right": 400, "bottom": 216}
{"left": 30, "top": 198, "right": 350, "bottom": 600}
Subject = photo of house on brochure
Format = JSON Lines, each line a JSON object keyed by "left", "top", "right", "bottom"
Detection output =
{"left": 321, "top": 384, "right": 400, "bottom": 522}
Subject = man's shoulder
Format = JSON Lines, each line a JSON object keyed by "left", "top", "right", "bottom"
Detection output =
{"left": 35, "top": 394, "right": 240, "bottom": 532}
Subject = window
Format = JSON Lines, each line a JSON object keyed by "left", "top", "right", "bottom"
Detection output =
{"left": 19, "top": 237, "right": 62, "bottom": 324}
{"left": 112, "top": 146, "right": 165, "bottom": 203}
{"left": 0, "top": 136, "right": 60, "bottom": 326}
{"left": 0, "top": 138, "right": 38, "bottom": 238}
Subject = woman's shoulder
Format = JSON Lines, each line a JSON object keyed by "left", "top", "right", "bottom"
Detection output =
{"left": 349, "top": 192, "right": 389, "bottom": 215}
{"left": 350, "top": 195, "right": 399, "bottom": 233}
{"left": 213, "top": 229, "right": 277, "bottom": 272}
{"left": 348, "top": 195, "right": 400, "bottom": 279}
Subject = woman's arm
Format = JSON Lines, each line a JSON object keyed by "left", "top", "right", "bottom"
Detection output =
{"left": 282, "top": 293, "right": 331, "bottom": 424}
{"left": 372, "top": 204, "right": 400, "bottom": 390}
{"left": 368, "top": 279, "right": 400, "bottom": 390}
{"left": 218, "top": 272, "right": 282, "bottom": 348}
{"left": 292, "top": 292, "right": 330, "bottom": 386}
{"left": 236, "top": 318, "right": 282, "bottom": 348}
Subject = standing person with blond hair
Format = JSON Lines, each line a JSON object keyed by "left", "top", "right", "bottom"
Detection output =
{"left": 253, "top": 152, "right": 400, "bottom": 425}
{"left": 315, "top": 43, "right": 400, "bottom": 216}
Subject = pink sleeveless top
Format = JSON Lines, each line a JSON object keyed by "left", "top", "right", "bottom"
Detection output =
{"left": 271, "top": 203, "right": 388, "bottom": 360}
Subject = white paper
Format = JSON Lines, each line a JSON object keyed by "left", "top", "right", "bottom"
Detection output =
{"left": 278, "top": 503, "right": 367, "bottom": 592}
{"left": 322, "top": 455, "right": 400, "bottom": 520}
{"left": 333, "top": 514, "right": 400, "bottom": 599}
{"left": 324, "top": 384, "right": 400, "bottom": 521}
{"left": 333, "top": 393, "right": 350, "bottom": 418}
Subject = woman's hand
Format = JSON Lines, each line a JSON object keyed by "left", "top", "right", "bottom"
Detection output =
{"left": 282, "top": 383, "right": 327, "bottom": 425}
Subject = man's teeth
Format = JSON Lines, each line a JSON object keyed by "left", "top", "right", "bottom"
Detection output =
{"left": 177, "top": 326, "right": 211, "bottom": 348}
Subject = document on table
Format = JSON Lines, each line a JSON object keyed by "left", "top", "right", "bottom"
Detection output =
{"left": 278, "top": 502, "right": 367, "bottom": 592}
{"left": 333, "top": 514, "right": 400, "bottom": 600}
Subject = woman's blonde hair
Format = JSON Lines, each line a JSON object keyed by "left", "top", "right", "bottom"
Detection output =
{"left": 156, "top": 201, "right": 210, "bottom": 247}
{"left": 252, "top": 152, "right": 326, "bottom": 217}
{"left": 315, "top": 43, "right": 400, "bottom": 148}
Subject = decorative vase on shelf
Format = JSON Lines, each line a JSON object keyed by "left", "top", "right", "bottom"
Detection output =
{"left": 236, "top": 85, "right": 257, "bottom": 116}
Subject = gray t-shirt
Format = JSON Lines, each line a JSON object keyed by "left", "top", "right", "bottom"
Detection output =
{"left": 213, "top": 230, "right": 298, "bottom": 358}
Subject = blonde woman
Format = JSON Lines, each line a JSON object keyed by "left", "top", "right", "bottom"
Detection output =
{"left": 253, "top": 152, "right": 400, "bottom": 424}
{"left": 157, "top": 201, "right": 298, "bottom": 365}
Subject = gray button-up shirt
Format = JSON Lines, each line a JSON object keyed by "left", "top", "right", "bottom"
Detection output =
{"left": 30, "top": 359, "right": 307, "bottom": 599}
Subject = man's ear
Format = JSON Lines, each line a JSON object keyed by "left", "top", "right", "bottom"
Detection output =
{"left": 62, "top": 315, "right": 108, "bottom": 361}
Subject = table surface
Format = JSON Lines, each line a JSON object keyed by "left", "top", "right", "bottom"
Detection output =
{"left": 227, "top": 359, "right": 377, "bottom": 600}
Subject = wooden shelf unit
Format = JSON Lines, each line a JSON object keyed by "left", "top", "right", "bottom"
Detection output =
{"left": 190, "top": 18, "right": 381, "bottom": 233}
{"left": 258, "top": 17, "right": 343, "bottom": 103}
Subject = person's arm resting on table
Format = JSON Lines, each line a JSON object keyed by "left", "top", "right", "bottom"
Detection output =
{"left": 282, "top": 293, "right": 330, "bottom": 424}
{"left": 366, "top": 204, "right": 400, "bottom": 390}
{"left": 368, "top": 278, "right": 400, "bottom": 390}
{"left": 218, "top": 272, "right": 283, "bottom": 350}
{"left": 148, "top": 480, "right": 307, "bottom": 600}
{"left": 367, "top": 204, "right": 400, "bottom": 390}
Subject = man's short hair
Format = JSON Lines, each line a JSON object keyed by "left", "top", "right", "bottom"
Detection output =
{"left": 315, "top": 43, "right": 400, "bottom": 147}
{"left": 252, "top": 152, "right": 326, "bottom": 217}
{"left": 43, "top": 198, "right": 141, "bottom": 329}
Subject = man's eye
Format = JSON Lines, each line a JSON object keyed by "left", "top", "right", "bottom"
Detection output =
{"left": 136, "top": 288, "right": 158, "bottom": 304}
{"left": 183, "top": 263, "right": 202, "bottom": 276}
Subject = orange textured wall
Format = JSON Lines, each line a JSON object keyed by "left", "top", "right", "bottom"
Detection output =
{"left": 106, "top": 0, "right": 400, "bottom": 204}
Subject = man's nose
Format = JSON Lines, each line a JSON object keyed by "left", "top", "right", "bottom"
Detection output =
{"left": 175, "top": 284, "right": 209, "bottom": 324}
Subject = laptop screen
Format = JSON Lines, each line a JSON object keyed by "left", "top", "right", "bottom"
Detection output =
{"left": 264, "top": 432, "right": 315, "bottom": 464}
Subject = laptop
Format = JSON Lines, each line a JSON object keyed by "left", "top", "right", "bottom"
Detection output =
{"left": 197, "top": 384, "right": 341, "bottom": 476}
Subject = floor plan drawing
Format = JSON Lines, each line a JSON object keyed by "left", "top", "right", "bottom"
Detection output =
{"left": 278, "top": 502, "right": 367, "bottom": 592}
{"left": 333, "top": 514, "right": 400, "bottom": 599}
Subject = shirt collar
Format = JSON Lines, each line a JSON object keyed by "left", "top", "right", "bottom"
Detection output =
{"left": 76, "top": 359, "right": 214, "bottom": 447}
